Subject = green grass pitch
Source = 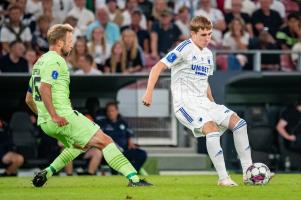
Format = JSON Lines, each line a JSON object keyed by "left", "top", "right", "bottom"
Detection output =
{"left": 0, "top": 174, "right": 300, "bottom": 200}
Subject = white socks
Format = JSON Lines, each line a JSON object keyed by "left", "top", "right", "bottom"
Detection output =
{"left": 232, "top": 119, "right": 253, "bottom": 174}
{"left": 206, "top": 132, "right": 228, "bottom": 180}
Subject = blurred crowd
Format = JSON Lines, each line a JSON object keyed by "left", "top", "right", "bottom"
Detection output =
{"left": 1, "top": 0, "right": 301, "bottom": 73}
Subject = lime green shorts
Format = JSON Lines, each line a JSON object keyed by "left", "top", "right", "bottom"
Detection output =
{"left": 40, "top": 111, "right": 100, "bottom": 148}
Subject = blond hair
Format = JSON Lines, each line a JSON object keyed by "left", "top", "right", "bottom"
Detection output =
{"left": 190, "top": 16, "right": 213, "bottom": 33}
{"left": 47, "top": 24, "right": 74, "bottom": 45}
{"left": 89, "top": 27, "right": 107, "bottom": 55}
{"left": 110, "top": 41, "right": 126, "bottom": 73}
{"left": 121, "top": 29, "right": 139, "bottom": 61}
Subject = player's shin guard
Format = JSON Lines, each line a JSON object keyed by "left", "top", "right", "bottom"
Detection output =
{"left": 46, "top": 148, "right": 82, "bottom": 178}
{"left": 232, "top": 119, "right": 252, "bottom": 174}
{"left": 103, "top": 143, "right": 140, "bottom": 183}
{"left": 206, "top": 132, "right": 229, "bottom": 180}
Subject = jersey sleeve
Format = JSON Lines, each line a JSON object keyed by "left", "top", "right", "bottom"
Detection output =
{"left": 40, "top": 62, "right": 61, "bottom": 85}
{"left": 28, "top": 76, "right": 33, "bottom": 93}
{"left": 161, "top": 47, "right": 184, "bottom": 69}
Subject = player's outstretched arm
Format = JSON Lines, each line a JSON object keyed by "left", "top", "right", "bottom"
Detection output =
{"left": 142, "top": 61, "right": 166, "bottom": 107}
{"left": 25, "top": 92, "right": 38, "bottom": 115}
{"left": 39, "top": 82, "right": 69, "bottom": 126}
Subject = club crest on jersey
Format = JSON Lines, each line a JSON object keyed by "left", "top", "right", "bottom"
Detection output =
{"left": 207, "top": 56, "right": 211, "bottom": 64}
{"left": 52, "top": 70, "right": 59, "bottom": 80}
{"left": 166, "top": 52, "right": 177, "bottom": 63}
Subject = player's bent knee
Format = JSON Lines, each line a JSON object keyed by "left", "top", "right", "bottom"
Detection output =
{"left": 229, "top": 114, "right": 245, "bottom": 130}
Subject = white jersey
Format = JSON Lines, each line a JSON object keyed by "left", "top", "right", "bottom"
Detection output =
{"left": 161, "top": 39, "right": 214, "bottom": 111}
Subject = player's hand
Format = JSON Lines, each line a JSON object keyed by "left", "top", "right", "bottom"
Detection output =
{"left": 142, "top": 93, "right": 152, "bottom": 107}
{"left": 128, "top": 139, "right": 138, "bottom": 150}
{"left": 52, "top": 115, "right": 69, "bottom": 127}
{"left": 286, "top": 135, "right": 296, "bottom": 142}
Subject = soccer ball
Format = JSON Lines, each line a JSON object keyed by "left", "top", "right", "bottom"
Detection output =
{"left": 245, "top": 163, "right": 271, "bottom": 185}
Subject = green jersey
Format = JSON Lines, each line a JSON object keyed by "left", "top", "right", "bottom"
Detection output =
{"left": 29, "top": 51, "right": 73, "bottom": 125}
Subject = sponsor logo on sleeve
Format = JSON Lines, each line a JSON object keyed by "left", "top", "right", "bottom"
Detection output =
{"left": 52, "top": 70, "right": 59, "bottom": 80}
{"left": 166, "top": 52, "right": 177, "bottom": 63}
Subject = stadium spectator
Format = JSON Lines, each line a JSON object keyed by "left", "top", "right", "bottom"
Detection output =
{"left": 276, "top": 12, "right": 300, "bottom": 70}
{"left": 251, "top": 0, "right": 283, "bottom": 38}
{"left": 121, "top": 9, "right": 150, "bottom": 53}
{"left": 121, "top": 29, "right": 144, "bottom": 73}
{"left": 38, "top": 0, "right": 55, "bottom": 25}
{"left": 195, "top": 0, "right": 226, "bottom": 47}
{"left": 224, "top": 0, "right": 253, "bottom": 38}
{"left": 276, "top": 12, "right": 300, "bottom": 50}
{"left": 222, "top": 17, "right": 250, "bottom": 70}
{"left": 0, "top": 41, "right": 28, "bottom": 73}
{"left": 276, "top": 96, "right": 301, "bottom": 153}
{"left": 224, "top": 0, "right": 256, "bottom": 15}
{"left": 137, "top": 0, "right": 153, "bottom": 21}
{"left": 106, "top": 0, "right": 124, "bottom": 27}
{"left": 67, "top": 0, "right": 95, "bottom": 35}
{"left": 15, "top": 0, "right": 37, "bottom": 33}
{"left": 52, "top": 0, "right": 74, "bottom": 24}
{"left": 96, "top": 102, "right": 147, "bottom": 173}
{"left": 0, "top": 118, "right": 24, "bottom": 177}
{"left": 291, "top": 39, "right": 301, "bottom": 65}
{"left": 173, "top": 0, "right": 198, "bottom": 14}
{"left": 0, "top": 5, "right": 32, "bottom": 54}
{"left": 271, "top": 0, "right": 286, "bottom": 19}
{"left": 175, "top": 6, "right": 191, "bottom": 39}
{"left": 74, "top": 54, "right": 102, "bottom": 75}
{"left": 151, "top": 0, "right": 168, "bottom": 22}
{"left": 87, "top": 26, "right": 111, "bottom": 69}
{"left": 63, "top": 16, "right": 82, "bottom": 44}
{"left": 25, "top": 0, "right": 42, "bottom": 17}
{"left": 24, "top": 48, "right": 38, "bottom": 73}
{"left": 32, "top": 15, "right": 50, "bottom": 54}
{"left": 104, "top": 41, "right": 127, "bottom": 73}
{"left": 86, "top": 7, "right": 121, "bottom": 45}
{"left": 95, "top": 0, "right": 126, "bottom": 10}
{"left": 150, "top": 8, "right": 182, "bottom": 59}
{"left": 122, "top": 0, "right": 147, "bottom": 30}
{"left": 68, "top": 36, "right": 89, "bottom": 71}
{"left": 248, "top": 30, "right": 280, "bottom": 71}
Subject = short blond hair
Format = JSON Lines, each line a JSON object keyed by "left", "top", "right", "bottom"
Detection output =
{"left": 47, "top": 24, "right": 74, "bottom": 45}
{"left": 190, "top": 16, "right": 213, "bottom": 33}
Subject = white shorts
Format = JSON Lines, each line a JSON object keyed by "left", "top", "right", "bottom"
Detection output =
{"left": 174, "top": 98, "right": 234, "bottom": 137}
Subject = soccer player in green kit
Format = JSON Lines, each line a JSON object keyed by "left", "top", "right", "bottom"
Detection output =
{"left": 25, "top": 24, "right": 152, "bottom": 187}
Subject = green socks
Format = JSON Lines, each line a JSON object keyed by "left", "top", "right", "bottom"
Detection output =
{"left": 45, "top": 143, "right": 140, "bottom": 183}
{"left": 103, "top": 143, "right": 140, "bottom": 183}
{"left": 46, "top": 148, "right": 82, "bottom": 178}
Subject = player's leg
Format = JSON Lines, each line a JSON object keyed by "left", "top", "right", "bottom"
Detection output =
{"left": 1, "top": 152, "right": 24, "bottom": 176}
{"left": 202, "top": 121, "right": 238, "bottom": 186}
{"left": 85, "top": 131, "right": 152, "bottom": 186}
{"left": 33, "top": 119, "right": 84, "bottom": 187}
{"left": 224, "top": 113, "right": 252, "bottom": 175}
{"left": 32, "top": 147, "right": 83, "bottom": 187}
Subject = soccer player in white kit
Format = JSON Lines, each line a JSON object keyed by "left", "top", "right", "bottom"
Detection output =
{"left": 142, "top": 16, "right": 252, "bottom": 186}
